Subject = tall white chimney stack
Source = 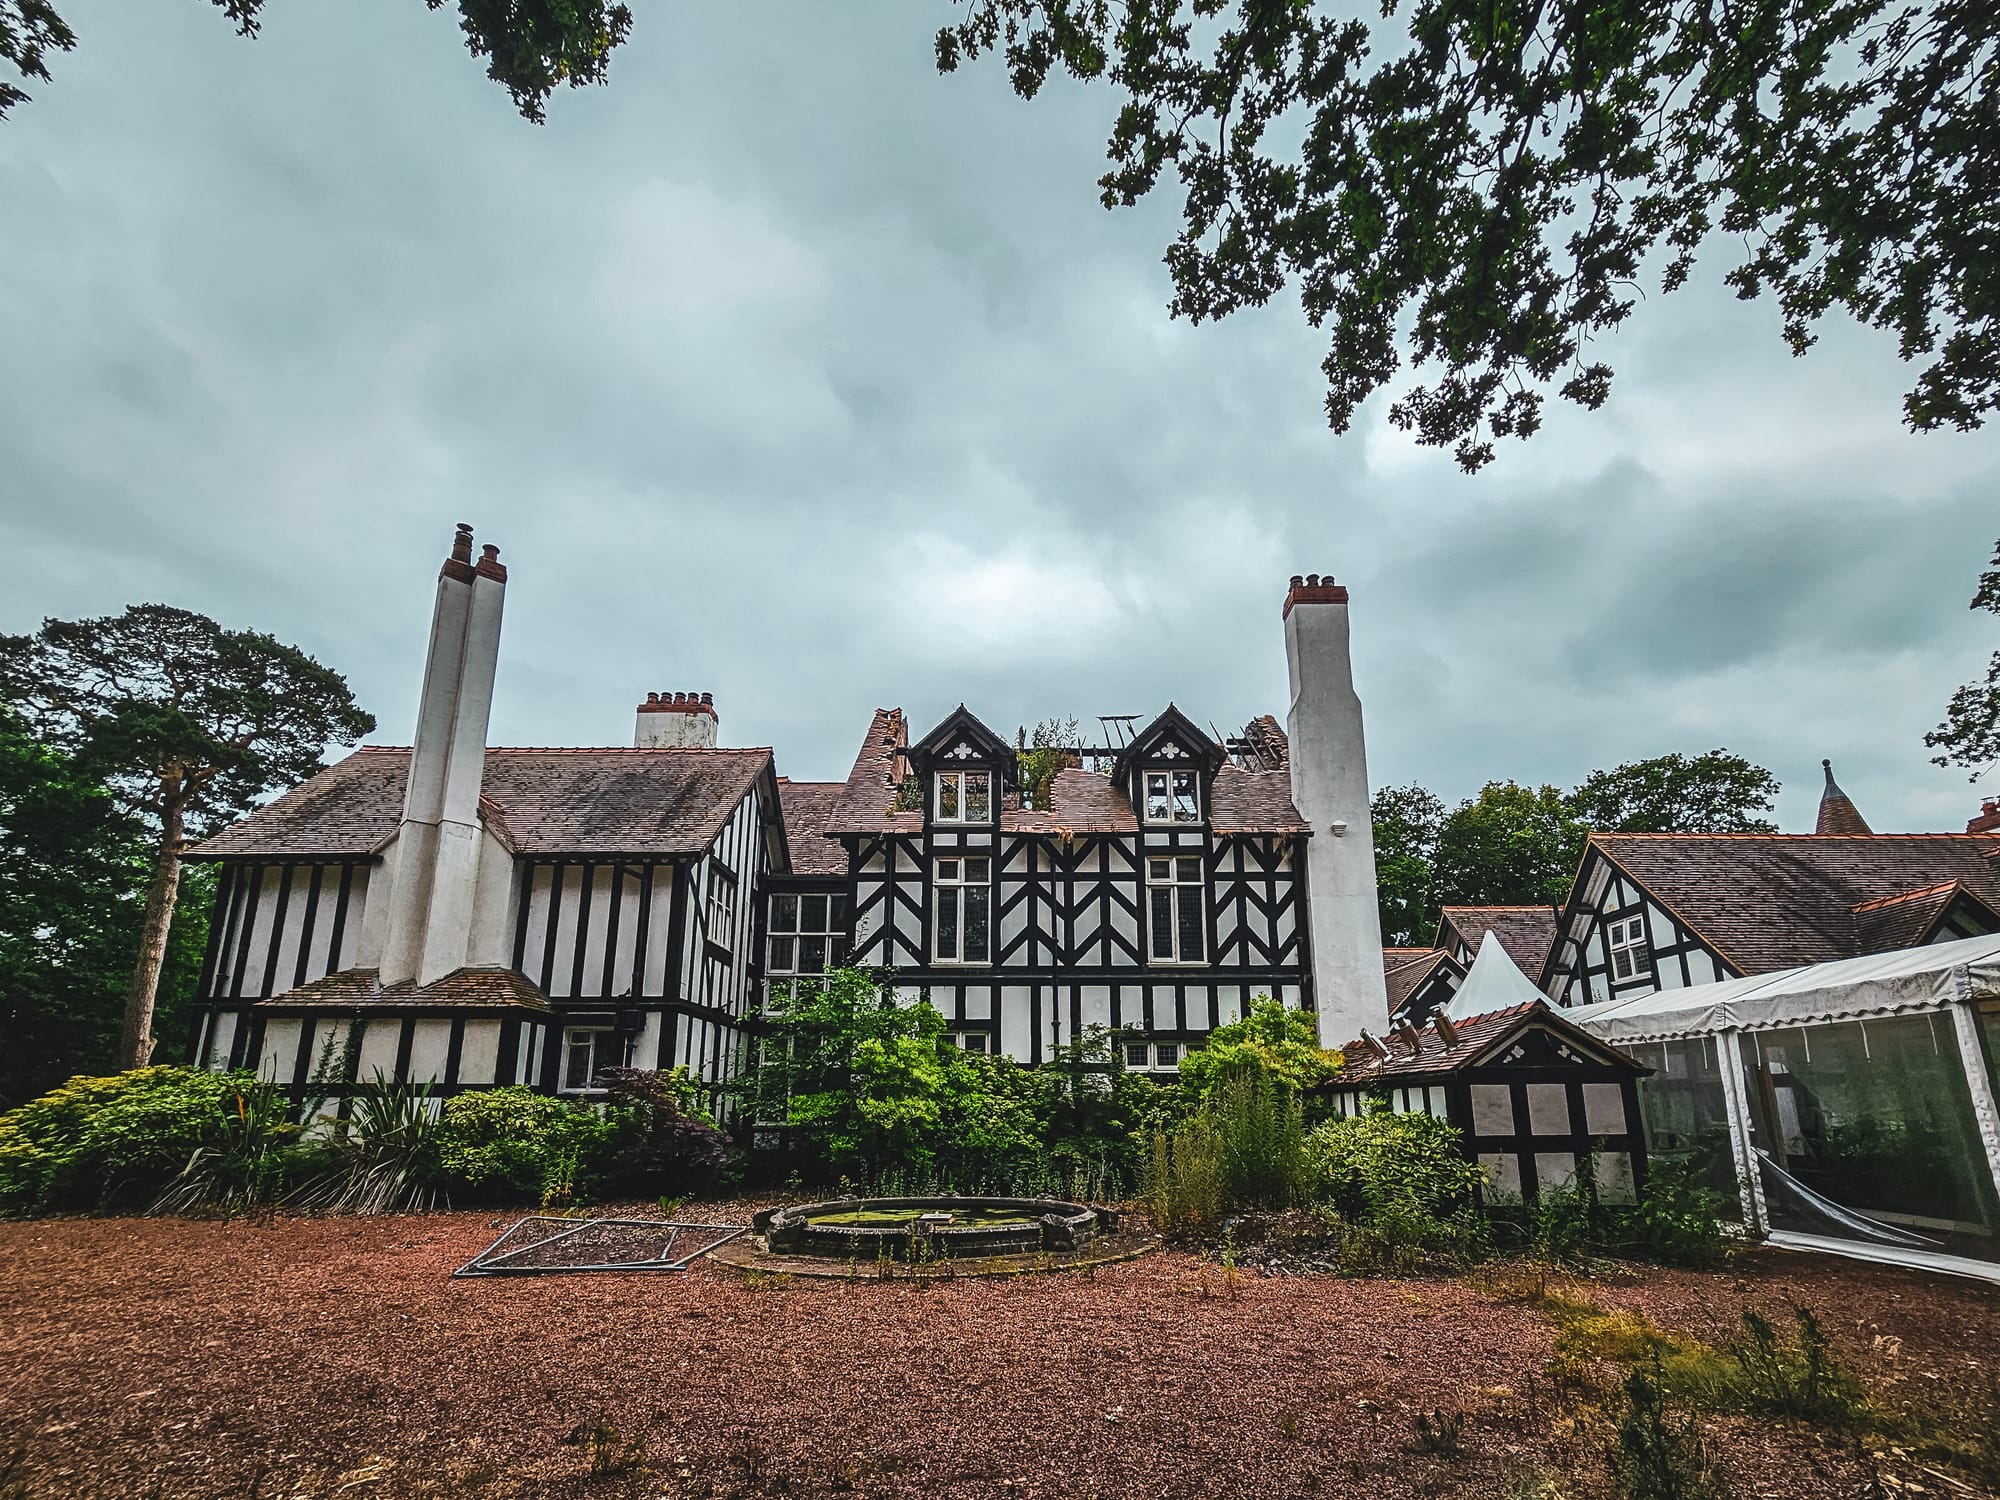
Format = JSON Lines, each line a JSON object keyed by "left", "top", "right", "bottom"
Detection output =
{"left": 634, "top": 691, "right": 718, "bottom": 748}
{"left": 379, "top": 525, "right": 508, "bottom": 987}
{"left": 1282, "top": 573, "right": 1389, "bottom": 1049}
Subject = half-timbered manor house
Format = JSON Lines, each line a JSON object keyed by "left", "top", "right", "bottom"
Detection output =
{"left": 185, "top": 528, "right": 1391, "bottom": 1103}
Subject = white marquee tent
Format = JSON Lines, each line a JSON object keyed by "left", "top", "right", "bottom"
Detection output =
{"left": 1445, "top": 930, "right": 1552, "bottom": 1022}
{"left": 1568, "top": 933, "right": 2000, "bottom": 1282}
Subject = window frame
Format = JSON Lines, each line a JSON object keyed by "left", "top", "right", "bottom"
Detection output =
{"left": 933, "top": 767, "right": 994, "bottom": 825}
{"left": 705, "top": 865, "right": 738, "bottom": 953}
{"left": 932, "top": 855, "right": 993, "bottom": 965}
{"left": 1146, "top": 854, "right": 1207, "bottom": 965}
{"left": 764, "top": 888, "right": 849, "bottom": 1007}
{"left": 1140, "top": 768, "right": 1203, "bottom": 825}
{"left": 1605, "top": 913, "right": 1653, "bottom": 981}
{"left": 558, "top": 1025, "right": 626, "bottom": 1094}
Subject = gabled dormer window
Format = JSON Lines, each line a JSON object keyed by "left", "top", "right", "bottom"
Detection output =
{"left": 1142, "top": 768, "right": 1201, "bottom": 824}
{"left": 935, "top": 768, "right": 992, "bottom": 823}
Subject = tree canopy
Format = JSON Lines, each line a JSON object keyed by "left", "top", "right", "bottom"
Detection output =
{"left": 1926, "top": 536, "right": 2000, "bottom": 779}
{"left": 1569, "top": 749, "right": 1778, "bottom": 833}
{"left": 0, "top": 604, "right": 373, "bottom": 1068}
{"left": 0, "top": 710, "right": 211, "bottom": 1105}
{"left": 1, "top": 0, "right": 631, "bottom": 123}
{"left": 938, "top": 0, "right": 2000, "bottom": 470}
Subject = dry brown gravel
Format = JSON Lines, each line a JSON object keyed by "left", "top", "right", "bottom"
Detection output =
{"left": 1, "top": 1209, "right": 1996, "bottom": 1500}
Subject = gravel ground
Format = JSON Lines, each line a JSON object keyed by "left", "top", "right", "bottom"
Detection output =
{"left": 1, "top": 1210, "right": 1996, "bottom": 1499}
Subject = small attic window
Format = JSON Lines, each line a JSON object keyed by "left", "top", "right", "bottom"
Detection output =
{"left": 1142, "top": 769, "right": 1201, "bottom": 824}
{"left": 936, "top": 769, "right": 992, "bottom": 824}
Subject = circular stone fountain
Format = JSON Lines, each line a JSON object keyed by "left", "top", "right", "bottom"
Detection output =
{"left": 755, "top": 1196, "right": 1108, "bottom": 1262}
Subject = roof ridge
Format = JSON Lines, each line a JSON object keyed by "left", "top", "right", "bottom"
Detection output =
{"left": 351, "top": 744, "right": 774, "bottom": 755}
{"left": 1850, "top": 880, "right": 1964, "bottom": 912}
{"left": 1593, "top": 831, "right": 1990, "bottom": 841}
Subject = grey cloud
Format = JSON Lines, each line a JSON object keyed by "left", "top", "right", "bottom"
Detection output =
{"left": 2, "top": 0, "right": 1996, "bottom": 830}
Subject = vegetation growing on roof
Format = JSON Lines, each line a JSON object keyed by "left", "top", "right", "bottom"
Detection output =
{"left": 1015, "top": 716, "right": 1082, "bottom": 811}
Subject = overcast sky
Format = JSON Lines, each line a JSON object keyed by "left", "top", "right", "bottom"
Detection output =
{"left": 3, "top": 0, "right": 1996, "bottom": 834}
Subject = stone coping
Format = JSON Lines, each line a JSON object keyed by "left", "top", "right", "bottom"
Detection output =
{"left": 711, "top": 1226, "right": 1162, "bottom": 1281}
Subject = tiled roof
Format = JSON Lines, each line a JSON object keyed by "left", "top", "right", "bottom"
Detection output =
{"left": 1438, "top": 906, "right": 1559, "bottom": 974}
{"left": 1332, "top": 1000, "right": 1641, "bottom": 1086}
{"left": 827, "top": 709, "right": 912, "bottom": 834}
{"left": 253, "top": 966, "right": 553, "bottom": 1012}
{"left": 1208, "top": 765, "right": 1310, "bottom": 834}
{"left": 775, "top": 779, "right": 848, "bottom": 876}
{"left": 825, "top": 710, "right": 1308, "bottom": 835}
{"left": 1382, "top": 948, "right": 1462, "bottom": 1012}
{"left": 1815, "top": 760, "right": 1874, "bottom": 836}
{"left": 191, "top": 746, "right": 772, "bottom": 860}
{"left": 1850, "top": 880, "right": 1999, "bottom": 954}
{"left": 1005, "top": 767, "right": 1137, "bottom": 833}
{"left": 1583, "top": 832, "right": 2000, "bottom": 976}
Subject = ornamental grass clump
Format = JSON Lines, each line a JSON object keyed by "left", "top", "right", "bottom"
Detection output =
{"left": 290, "top": 1074, "right": 443, "bottom": 1215}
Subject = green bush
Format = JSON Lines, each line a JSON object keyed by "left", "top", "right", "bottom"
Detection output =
{"left": 1177, "top": 996, "right": 1342, "bottom": 1106}
{"left": 0, "top": 1066, "right": 300, "bottom": 1215}
{"left": 1624, "top": 1158, "right": 1734, "bottom": 1268}
{"left": 431, "top": 1087, "right": 619, "bottom": 1203}
{"left": 1307, "top": 1109, "right": 1481, "bottom": 1220}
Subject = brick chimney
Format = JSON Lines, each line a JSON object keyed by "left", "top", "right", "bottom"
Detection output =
{"left": 1282, "top": 573, "right": 1389, "bottom": 1049}
{"left": 635, "top": 691, "right": 718, "bottom": 749}
{"left": 1969, "top": 798, "right": 2000, "bottom": 835}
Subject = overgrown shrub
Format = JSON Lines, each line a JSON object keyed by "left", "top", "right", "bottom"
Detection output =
{"left": 0, "top": 1067, "right": 300, "bottom": 1215}
{"left": 1338, "top": 1193, "right": 1490, "bottom": 1273}
{"left": 1307, "top": 1110, "right": 1481, "bottom": 1220}
{"left": 1623, "top": 1159, "right": 1733, "bottom": 1268}
{"left": 1611, "top": 1363, "right": 1722, "bottom": 1500}
{"left": 1144, "top": 1072, "right": 1307, "bottom": 1234}
{"left": 1143, "top": 1115, "right": 1225, "bottom": 1232}
{"left": 598, "top": 1066, "right": 736, "bottom": 1198}
{"left": 741, "top": 966, "right": 1171, "bottom": 1192}
{"left": 430, "top": 1086, "right": 618, "bottom": 1203}
{"left": 1177, "top": 997, "right": 1341, "bottom": 1107}
{"left": 1212, "top": 1071, "right": 1307, "bottom": 1209}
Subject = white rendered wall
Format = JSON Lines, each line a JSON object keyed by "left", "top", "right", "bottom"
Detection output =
{"left": 419, "top": 568, "right": 506, "bottom": 986}
{"left": 465, "top": 827, "right": 520, "bottom": 969}
{"left": 380, "top": 563, "right": 474, "bottom": 985}
{"left": 1284, "top": 595, "right": 1390, "bottom": 1048}
{"left": 634, "top": 707, "right": 717, "bottom": 748}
